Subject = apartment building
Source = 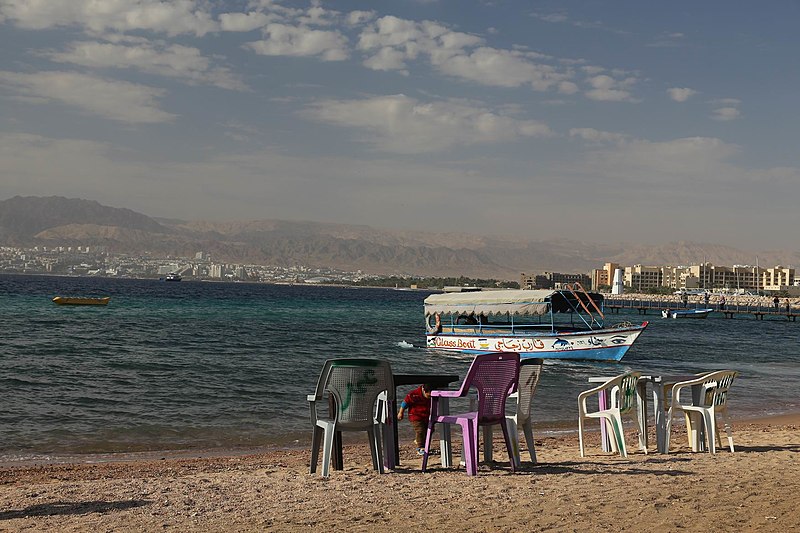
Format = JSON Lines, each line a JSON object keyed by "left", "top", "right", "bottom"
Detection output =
{"left": 520, "top": 271, "right": 591, "bottom": 290}
{"left": 610, "top": 262, "right": 796, "bottom": 292}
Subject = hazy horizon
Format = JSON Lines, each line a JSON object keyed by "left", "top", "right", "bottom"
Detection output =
{"left": 2, "top": 1, "right": 799, "bottom": 250}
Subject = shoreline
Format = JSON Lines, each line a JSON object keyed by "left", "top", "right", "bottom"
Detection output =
{"left": 1, "top": 416, "right": 798, "bottom": 531}
{"left": 3, "top": 410, "right": 797, "bottom": 469}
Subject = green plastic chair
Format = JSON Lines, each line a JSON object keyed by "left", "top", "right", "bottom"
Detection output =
{"left": 578, "top": 371, "right": 645, "bottom": 458}
{"left": 665, "top": 370, "right": 738, "bottom": 453}
{"left": 308, "top": 358, "right": 394, "bottom": 477}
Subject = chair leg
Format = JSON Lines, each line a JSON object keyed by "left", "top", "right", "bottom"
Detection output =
{"left": 685, "top": 412, "right": 702, "bottom": 451}
{"left": 321, "top": 426, "right": 335, "bottom": 478}
{"left": 483, "top": 425, "right": 494, "bottom": 463}
{"left": 636, "top": 413, "right": 647, "bottom": 454}
{"left": 608, "top": 412, "right": 627, "bottom": 458}
{"left": 521, "top": 419, "right": 536, "bottom": 464}
{"left": 499, "top": 419, "right": 517, "bottom": 473}
{"left": 460, "top": 419, "right": 478, "bottom": 476}
{"left": 367, "top": 426, "right": 384, "bottom": 474}
{"left": 664, "top": 409, "right": 674, "bottom": 453}
{"left": 421, "top": 421, "right": 436, "bottom": 472}
{"left": 720, "top": 411, "right": 735, "bottom": 452}
{"left": 310, "top": 425, "right": 323, "bottom": 474}
{"left": 578, "top": 416, "right": 586, "bottom": 457}
{"left": 603, "top": 417, "right": 620, "bottom": 454}
{"left": 506, "top": 418, "right": 522, "bottom": 468}
{"left": 702, "top": 410, "right": 717, "bottom": 454}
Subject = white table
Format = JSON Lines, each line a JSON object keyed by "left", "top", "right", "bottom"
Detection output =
{"left": 588, "top": 374, "right": 704, "bottom": 454}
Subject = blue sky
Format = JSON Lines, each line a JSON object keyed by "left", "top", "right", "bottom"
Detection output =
{"left": 1, "top": 1, "right": 798, "bottom": 250}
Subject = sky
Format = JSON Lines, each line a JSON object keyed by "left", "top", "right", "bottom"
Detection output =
{"left": 1, "top": 1, "right": 799, "bottom": 250}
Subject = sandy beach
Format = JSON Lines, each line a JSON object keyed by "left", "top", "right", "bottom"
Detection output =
{"left": 1, "top": 415, "right": 798, "bottom": 532}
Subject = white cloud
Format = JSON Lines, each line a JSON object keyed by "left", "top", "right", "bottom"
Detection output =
{"left": 435, "top": 47, "right": 570, "bottom": 91}
{"left": 0, "top": 0, "right": 217, "bottom": 36}
{"left": 346, "top": 10, "right": 376, "bottom": 26}
{"left": 246, "top": 23, "right": 349, "bottom": 60}
{"left": 667, "top": 87, "right": 697, "bottom": 102}
{"left": 219, "top": 11, "right": 271, "bottom": 32}
{"left": 712, "top": 107, "right": 741, "bottom": 121}
{"left": 301, "top": 94, "right": 552, "bottom": 153}
{"left": 45, "top": 41, "right": 247, "bottom": 91}
{"left": 569, "top": 128, "right": 628, "bottom": 144}
{"left": 297, "top": 5, "right": 339, "bottom": 27}
{"left": 0, "top": 70, "right": 175, "bottom": 123}
{"left": 358, "top": 16, "right": 574, "bottom": 92}
{"left": 362, "top": 47, "right": 409, "bottom": 73}
{"left": 584, "top": 74, "right": 637, "bottom": 102}
{"left": 531, "top": 12, "right": 568, "bottom": 23}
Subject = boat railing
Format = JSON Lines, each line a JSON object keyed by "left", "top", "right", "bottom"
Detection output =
{"left": 563, "top": 283, "right": 604, "bottom": 329}
{"left": 444, "top": 323, "right": 554, "bottom": 335}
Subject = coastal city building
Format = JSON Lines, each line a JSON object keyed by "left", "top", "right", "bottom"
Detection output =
{"left": 520, "top": 271, "right": 591, "bottom": 290}
{"left": 3, "top": 243, "right": 798, "bottom": 294}
{"left": 613, "top": 263, "right": 797, "bottom": 294}
{"left": 0, "top": 245, "right": 371, "bottom": 285}
{"left": 590, "top": 262, "right": 619, "bottom": 291}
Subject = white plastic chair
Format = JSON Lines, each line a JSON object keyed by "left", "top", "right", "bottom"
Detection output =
{"left": 483, "top": 358, "right": 543, "bottom": 467}
{"left": 578, "top": 371, "right": 645, "bottom": 458}
{"left": 308, "top": 358, "right": 394, "bottom": 477}
{"left": 664, "top": 370, "right": 738, "bottom": 454}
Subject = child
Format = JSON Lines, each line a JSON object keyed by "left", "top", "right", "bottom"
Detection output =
{"left": 397, "top": 383, "right": 432, "bottom": 455}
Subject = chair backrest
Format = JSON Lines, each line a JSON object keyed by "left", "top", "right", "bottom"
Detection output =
{"left": 610, "top": 371, "right": 641, "bottom": 415}
{"left": 515, "top": 358, "right": 544, "bottom": 420}
{"left": 315, "top": 359, "right": 394, "bottom": 430}
{"left": 698, "top": 370, "right": 738, "bottom": 408}
{"left": 459, "top": 352, "right": 520, "bottom": 425}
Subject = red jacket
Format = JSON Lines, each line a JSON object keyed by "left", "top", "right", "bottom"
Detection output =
{"left": 403, "top": 385, "right": 431, "bottom": 422}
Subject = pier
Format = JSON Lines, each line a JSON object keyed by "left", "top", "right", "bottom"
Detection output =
{"left": 605, "top": 297, "right": 800, "bottom": 321}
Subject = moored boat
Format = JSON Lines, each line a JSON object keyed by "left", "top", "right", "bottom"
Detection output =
{"left": 424, "top": 286, "right": 647, "bottom": 362}
{"left": 164, "top": 272, "right": 182, "bottom": 282}
{"left": 661, "top": 308, "right": 713, "bottom": 319}
{"left": 52, "top": 296, "right": 110, "bottom": 306}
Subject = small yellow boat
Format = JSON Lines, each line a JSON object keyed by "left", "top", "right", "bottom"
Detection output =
{"left": 52, "top": 296, "right": 111, "bottom": 306}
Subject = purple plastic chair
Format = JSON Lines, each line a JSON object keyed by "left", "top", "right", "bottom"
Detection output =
{"left": 421, "top": 352, "right": 520, "bottom": 476}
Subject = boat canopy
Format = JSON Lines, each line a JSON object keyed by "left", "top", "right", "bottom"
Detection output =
{"left": 424, "top": 289, "right": 604, "bottom": 317}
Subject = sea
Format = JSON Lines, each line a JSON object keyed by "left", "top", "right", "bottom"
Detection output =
{"left": 1, "top": 274, "right": 798, "bottom": 462}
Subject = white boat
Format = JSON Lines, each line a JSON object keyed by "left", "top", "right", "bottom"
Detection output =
{"left": 424, "top": 286, "right": 647, "bottom": 362}
{"left": 661, "top": 308, "right": 714, "bottom": 319}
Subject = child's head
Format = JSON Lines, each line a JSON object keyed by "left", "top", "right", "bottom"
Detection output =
{"left": 422, "top": 383, "right": 433, "bottom": 398}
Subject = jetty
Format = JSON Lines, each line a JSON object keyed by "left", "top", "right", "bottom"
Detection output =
{"left": 605, "top": 297, "right": 800, "bottom": 321}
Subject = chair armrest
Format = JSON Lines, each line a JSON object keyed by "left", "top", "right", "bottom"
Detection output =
{"left": 671, "top": 375, "right": 710, "bottom": 406}
{"left": 577, "top": 380, "right": 616, "bottom": 402}
{"left": 308, "top": 395, "right": 319, "bottom": 422}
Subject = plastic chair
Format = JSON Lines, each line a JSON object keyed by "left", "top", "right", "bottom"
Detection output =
{"left": 578, "top": 372, "right": 645, "bottom": 458}
{"left": 421, "top": 352, "right": 520, "bottom": 476}
{"left": 664, "top": 370, "right": 738, "bottom": 454}
{"left": 483, "top": 358, "right": 544, "bottom": 467}
{"left": 308, "top": 358, "right": 394, "bottom": 477}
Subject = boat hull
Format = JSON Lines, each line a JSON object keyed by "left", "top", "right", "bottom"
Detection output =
{"left": 52, "top": 296, "right": 110, "bottom": 306}
{"left": 426, "top": 323, "right": 647, "bottom": 362}
{"left": 662, "top": 308, "right": 713, "bottom": 319}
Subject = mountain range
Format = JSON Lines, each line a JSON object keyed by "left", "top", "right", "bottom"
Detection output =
{"left": 1, "top": 196, "right": 797, "bottom": 279}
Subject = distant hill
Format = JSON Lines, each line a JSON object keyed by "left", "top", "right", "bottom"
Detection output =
{"left": 1, "top": 196, "right": 798, "bottom": 278}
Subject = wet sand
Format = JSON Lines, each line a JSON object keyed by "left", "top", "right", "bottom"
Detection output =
{"left": 1, "top": 414, "right": 798, "bottom": 532}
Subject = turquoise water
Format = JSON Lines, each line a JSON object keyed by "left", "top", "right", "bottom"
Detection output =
{"left": 1, "top": 274, "right": 798, "bottom": 460}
